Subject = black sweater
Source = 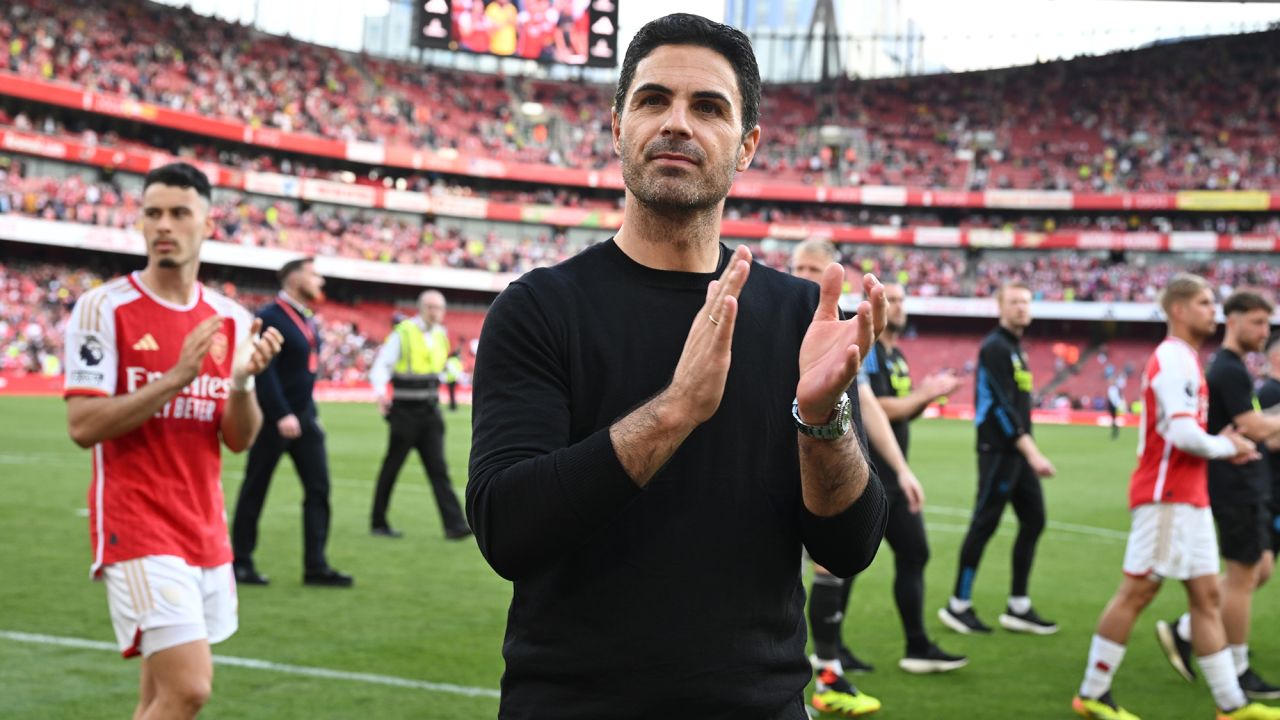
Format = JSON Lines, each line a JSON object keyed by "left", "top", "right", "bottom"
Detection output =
{"left": 254, "top": 298, "right": 318, "bottom": 423}
{"left": 468, "top": 240, "right": 887, "bottom": 719}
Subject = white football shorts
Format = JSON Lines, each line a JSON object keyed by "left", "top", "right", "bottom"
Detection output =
{"left": 102, "top": 555, "right": 238, "bottom": 658}
{"left": 1122, "top": 503, "right": 1218, "bottom": 582}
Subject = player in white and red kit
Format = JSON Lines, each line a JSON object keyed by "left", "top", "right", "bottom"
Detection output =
{"left": 1071, "top": 274, "right": 1278, "bottom": 720}
{"left": 64, "top": 162, "right": 282, "bottom": 720}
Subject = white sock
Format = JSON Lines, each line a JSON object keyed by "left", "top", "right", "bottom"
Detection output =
{"left": 1080, "top": 635, "right": 1126, "bottom": 699}
{"left": 1231, "top": 644, "right": 1249, "bottom": 674}
{"left": 814, "top": 658, "right": 845, "bottom": 689}
{"left": 949, "top": 597, "right": 972, "bottom": 613}
{"left": 1177, "top": 613, "right": 1192, "bottom": 642}
{"left": 1200, "top": 648, "right": 1247, "bottom": 711}
{"left": 1008, "top": 595, "right": 1032, "bottom": 614}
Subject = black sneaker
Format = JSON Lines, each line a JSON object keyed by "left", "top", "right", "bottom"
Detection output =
{"left": 838, "top": 644, "right": 875, "bottom": 674}
{"left": 303, "top": 567, "right": 354, "bottom": 588}
{"left": 1154, "top": 618, "right": 1196, "bottom": 682}
{"left": 1239, "top": 668, "right": 1280, "bottom": 700}
{"left": 370, "top": 525, "right": 404, "bottom": 538}
{"left": 233, "top": 564, "right": 269, "bottom": 586}
{"left": 998, "top": 605, "right": 1059, "bottom": 635}
{"left": 445, "top": 527, "right": 474, "bottom": 541}
{"left": 899, "top": 641, "right": 969, "bottom": 673}
{"left": 938, "top": 605, "right": 992, "bottom": 634}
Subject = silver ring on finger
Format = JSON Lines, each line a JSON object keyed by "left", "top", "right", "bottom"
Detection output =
{"left": 708, "top": 314, "right": 720, "bottom": 326}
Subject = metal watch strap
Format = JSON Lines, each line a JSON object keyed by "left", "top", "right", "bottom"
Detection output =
{"left": 792, "top": 394, "right": 852, "bottom": 440}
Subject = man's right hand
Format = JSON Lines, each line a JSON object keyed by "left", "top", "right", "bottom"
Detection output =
{"left": 898, "top": 467, "right": 926, "bottom": 514}
{"left": 1222, "top": 426, "right": 1261, "bottom": 464}
{"left": 278, "top": 414, "right": 302, "bottom": 439}
{"left": 168, "top": 316, "right": 223, "bottom": 388}
{"left": 661, "top": 245, "right": 752, "bottom": 424}
{"left": 1028, "top": 450, "right": 1056, "bottom": 478}
{"left": 377, "top": 395, "right": 392, "bottom": 417}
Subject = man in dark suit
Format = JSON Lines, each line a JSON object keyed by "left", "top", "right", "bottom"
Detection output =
{"left": 231, "top": 258, "right": 353, "bottom": 588}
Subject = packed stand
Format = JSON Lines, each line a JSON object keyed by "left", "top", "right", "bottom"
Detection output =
{"left": 3, "top": 0, "right": 1279, "bottom": 190}
{"left": 0, "top": 261, "right": 92, "bottom": 375}
{"left": 0, "top": 260, "right": 383, "bottom": 383}
{"left": 0, "top": 164, "right": 579, "bottom": 274}
{"left": 5, "top": 163, "right": 1280, "bottom": 302}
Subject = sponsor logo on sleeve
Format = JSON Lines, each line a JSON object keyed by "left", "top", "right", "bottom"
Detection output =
{"left": 70, "top": 370, "right": 104, "bottom": 385}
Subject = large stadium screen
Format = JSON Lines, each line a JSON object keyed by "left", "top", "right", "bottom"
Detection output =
{"left": 413, "top": 0, "right": 619, "bottom": 68}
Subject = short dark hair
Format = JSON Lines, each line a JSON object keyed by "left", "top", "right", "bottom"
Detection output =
{"left": 278, "top": 257, "right": 313, "bottom": 286}
{"left": 143, "top": 162, "right": 212, "bottom": 201}
{"left": 613, "top": 13, "right": 761, "bottom": 139}
{"left": 1223, "top": 290, "right": 1274, "bottom": 316}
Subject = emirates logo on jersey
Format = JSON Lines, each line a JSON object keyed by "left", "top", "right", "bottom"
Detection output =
{"left": 209, "top": 332, "right": 229, "bottom": 365}
{"left": 128, "top": 367, "right": 231, "bottom": 422}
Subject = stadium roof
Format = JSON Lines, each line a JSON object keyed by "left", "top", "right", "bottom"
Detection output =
{"left": 157, "top": 0, "right": 1280, "bottom": 75}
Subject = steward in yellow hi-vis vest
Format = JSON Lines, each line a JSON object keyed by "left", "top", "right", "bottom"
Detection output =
{"left": 390, "top": 318, "right": 450, "bottom": 400}
{"left": 443, "top": 352, "right": 464, "bottom": 411}
{"left": 367, "top": 290, "right": 470, "bottom": 540}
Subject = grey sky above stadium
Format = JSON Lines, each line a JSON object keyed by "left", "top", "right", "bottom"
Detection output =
{"left": 156, "top": 0, "right": 1280, "bottom": 73}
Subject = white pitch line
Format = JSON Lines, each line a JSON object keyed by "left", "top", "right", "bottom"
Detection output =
{"left": 0, "top": 630, "right": 500, "bottom": 700}
{"left": 230, "top": 478, "right": 1129, "bottom": 541}
{"left": 926, "top": 504, "right": 1129, "bottom": 541}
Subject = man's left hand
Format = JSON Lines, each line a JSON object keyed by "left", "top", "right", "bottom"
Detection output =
{"left": 233, "top": 318, "right": 284, "bottom": 384}
{"left": 795, "top": 266, "right": 885, "bottom": 424}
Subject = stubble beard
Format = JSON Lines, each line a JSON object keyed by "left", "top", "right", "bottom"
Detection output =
{"left": 620, "top": 135, "right": 740, "bottom": 216}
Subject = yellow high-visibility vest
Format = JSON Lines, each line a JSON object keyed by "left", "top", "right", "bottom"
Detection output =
{"left": 393, "top": 320, "right": 449, "bottom": 376}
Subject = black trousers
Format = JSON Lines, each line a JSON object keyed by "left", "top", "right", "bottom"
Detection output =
{"left": 445, "top": 381, "right": 458, "bottom": 410}
{"left": 849, "top": 486, "right": 931, "bottom": 646}
{"left": 232, "top": 411, "right": 331, "bottom": 573}
{"left": 952, "top": 451, "right": 1045, "bottom": 601}
{"left": 371, "top": 400, "right": 467, "bottom": 533}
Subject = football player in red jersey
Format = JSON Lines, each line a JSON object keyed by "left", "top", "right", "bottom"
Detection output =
{"left": 64, "top": 162, "right": 282, "bottom": 720}
{"left": 1071, "top": 274, "right": 1276, "bottom": 720}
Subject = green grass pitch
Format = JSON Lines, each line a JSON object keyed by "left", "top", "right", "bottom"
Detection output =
{"left": 1, "top": 396, "right": 1276, "bottom": 718}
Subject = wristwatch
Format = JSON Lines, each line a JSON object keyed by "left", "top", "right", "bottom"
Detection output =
{"left": 792, "top": 394, "right": 853, "bottom": 440}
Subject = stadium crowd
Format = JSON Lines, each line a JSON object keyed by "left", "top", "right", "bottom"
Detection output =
{"left": 4, "top": 162, "right": 1279, "bottom": 303}
{"left": 0, "top": 259, "right": 384, "bottom": 384}
{"left": 3, "top": 0, "right": 1279, "bottom": 191}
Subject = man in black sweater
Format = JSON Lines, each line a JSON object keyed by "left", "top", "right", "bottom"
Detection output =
{"left": 230, "top": 258, "right": 352, "bottom": 588}
{"left": 468, "top": 14, "right": 888, "bottom": 720}
{"left": 1263, "top": 334, "right": 1280, "bottom": 557}
{"left": 941, "top": 281, "right": 1057, "bottom": 636}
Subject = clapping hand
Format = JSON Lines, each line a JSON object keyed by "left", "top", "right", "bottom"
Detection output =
{"left": 795, "top": 266, "right": 886, "bottom": 424}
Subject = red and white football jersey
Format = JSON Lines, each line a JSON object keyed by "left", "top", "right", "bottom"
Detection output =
{"left": 1129, "top": 337, "right": 1211, "bottom": 509}
{"left": 63, "top": 272, "right": 253, "bottom": 576}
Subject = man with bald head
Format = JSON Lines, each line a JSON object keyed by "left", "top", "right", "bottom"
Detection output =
{"left": 369, "top": 289, "right": 471, "bottom": 540}
{"left": 792, "top": 242, "right": 965, "bottom": 716}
